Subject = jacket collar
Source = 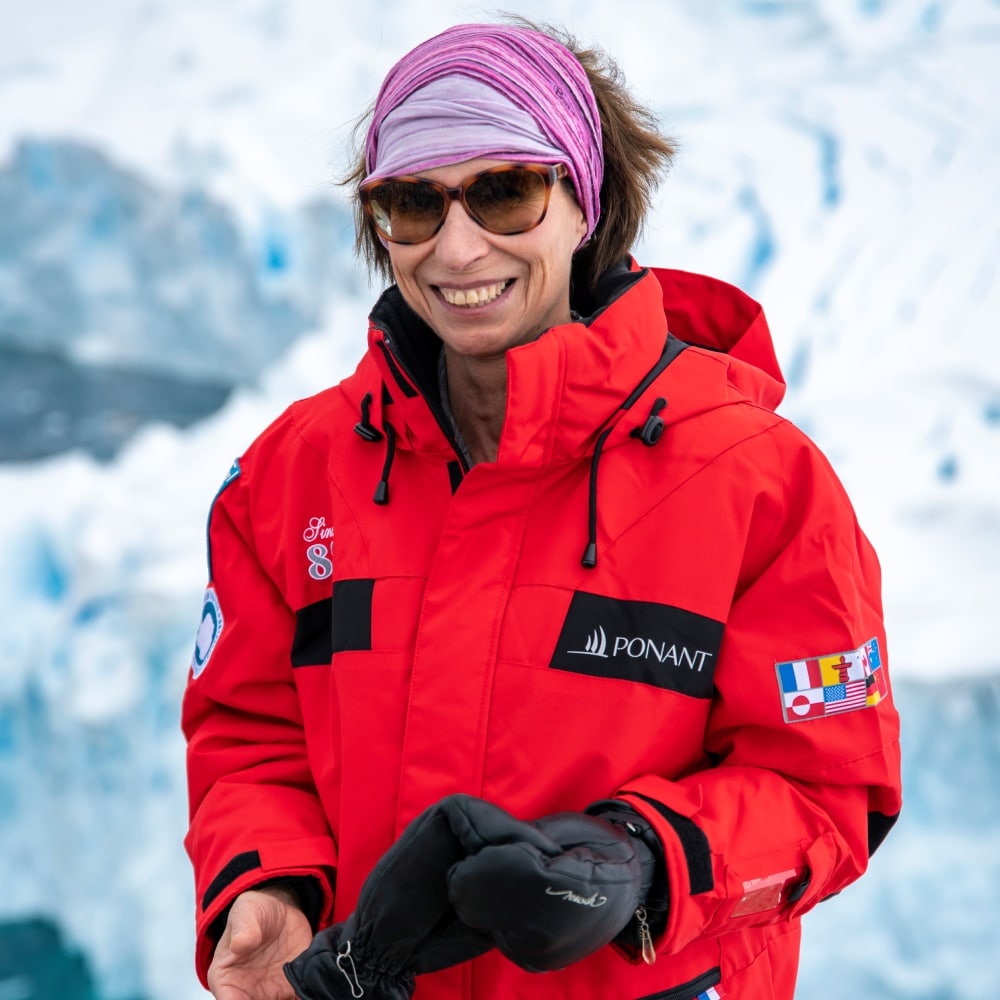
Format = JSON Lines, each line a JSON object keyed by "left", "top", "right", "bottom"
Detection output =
{"left": 367, "top": 260, "right": 667, "bottom": 467}
{"left": 364, "top": 260, "right": 785, "bottom": 468}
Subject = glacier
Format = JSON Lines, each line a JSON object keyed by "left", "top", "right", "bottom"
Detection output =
{"left": 1, "top": 0, "right": 999, "bottom": 997}
{"left": 0, "top": 137, "right": 359, "bottom": 460}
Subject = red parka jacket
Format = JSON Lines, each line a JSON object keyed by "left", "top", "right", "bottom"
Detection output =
{"left": 182, "top": 263, "right": 902, "bottom": 999}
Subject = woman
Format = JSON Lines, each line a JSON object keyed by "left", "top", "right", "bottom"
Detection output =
{"left": 182, "top": 19, "right": 902, "bottom": 1000}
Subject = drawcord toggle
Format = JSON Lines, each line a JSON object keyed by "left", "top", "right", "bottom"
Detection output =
{"left": 354, "top": 392, "right": 383, "bottom": 442}
{"left": 630, "top": 397, "right": 668, "bottom": 447}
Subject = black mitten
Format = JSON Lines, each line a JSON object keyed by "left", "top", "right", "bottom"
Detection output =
{"left": 284, "top": 916, "right": 413, "bottom": 1000}
{"left": 446, "top": 797, "right": 661, "bottom": 972}
{"left": 284, "top": 798, "right": 495, "bottom": 1000}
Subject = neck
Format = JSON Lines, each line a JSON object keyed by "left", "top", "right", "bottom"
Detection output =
{"left": 444, "top": 350, "right": 509, "bottom": 465}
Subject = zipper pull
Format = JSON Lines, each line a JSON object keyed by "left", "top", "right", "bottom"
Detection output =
{"left": 636, "top": 906, "right": 656, "bottom": 966}
{"left": 336, "top": 939, "right": 364, "bottom": 998}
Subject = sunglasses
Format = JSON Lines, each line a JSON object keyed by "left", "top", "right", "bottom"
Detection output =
{"left": 359, "top": 163, "right": 569, "bottom": 245}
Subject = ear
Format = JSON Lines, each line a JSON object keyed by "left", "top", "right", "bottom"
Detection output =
{"left": 567, "top": 201, "right": 588, "bottom": 254}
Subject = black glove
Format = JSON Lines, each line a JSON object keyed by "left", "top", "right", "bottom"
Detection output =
{"left": 284, "top": 798, "right": 495, "bottom": 1000}
{"left": 446, "top": 797, "right": 662, "bottom": 972}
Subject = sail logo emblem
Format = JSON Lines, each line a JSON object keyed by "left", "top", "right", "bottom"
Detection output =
{"left": 567, "top": 626, "right": 609, "bottom": 658}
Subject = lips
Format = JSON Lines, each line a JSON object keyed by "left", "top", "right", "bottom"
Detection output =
{"left": 438, "top": 280, "right": 511, "bottom": 308}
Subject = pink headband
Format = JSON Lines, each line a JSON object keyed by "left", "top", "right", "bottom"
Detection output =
{"left": 364, "top": 23, "right": 604, "bottom": 243}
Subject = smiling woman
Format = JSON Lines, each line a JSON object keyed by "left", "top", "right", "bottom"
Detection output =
{"left": 181, "top": 17, "right": 902, "bottom": 1000}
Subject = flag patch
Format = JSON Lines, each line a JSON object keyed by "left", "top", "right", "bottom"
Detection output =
{"left": 776, "top": 637, "right": 885, "bottom": 724}
{"left": 695, "top": 988, "right": 723, "bottom": 1000}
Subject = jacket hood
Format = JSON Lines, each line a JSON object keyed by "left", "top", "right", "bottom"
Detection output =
{"left": 649, "top": 266, "right": 786, "bottom": 413}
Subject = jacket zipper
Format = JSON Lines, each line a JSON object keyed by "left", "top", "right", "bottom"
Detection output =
{"left": 636, "top": 965, "right": 722, "bottom": 1000}
{"left": 374, "top": 335, "right": 471, "bottom": 474}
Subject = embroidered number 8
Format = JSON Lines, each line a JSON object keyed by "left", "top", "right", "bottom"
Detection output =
{"left": 307, "top": 544, "right": 333, "bottom": 580}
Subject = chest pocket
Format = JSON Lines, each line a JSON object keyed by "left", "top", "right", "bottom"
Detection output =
{"left": 291, "top": 578, "right": 375, "bottom": 666}
{"left": 292, "top": 576, "right": 431, "bottom": 667}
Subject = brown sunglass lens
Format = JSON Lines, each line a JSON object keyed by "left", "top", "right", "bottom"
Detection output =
{"left": 368, "top": 180, "right": 446, "bottom": 242}
{"left": 466, "top": 169, "right": 548, "bottom": 234}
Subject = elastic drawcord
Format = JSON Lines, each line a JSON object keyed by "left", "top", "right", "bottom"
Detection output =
{"left": 582, "top": 397, "right": 669, "bottom": 569}
{"left": 354, "top": 389, "right": 397, "bottom": 505}
{"left": 373, "top": 422, "right": 397, "bottom": 505}
{"left": 581, "top": 426, "right": 615, "bottom": 568}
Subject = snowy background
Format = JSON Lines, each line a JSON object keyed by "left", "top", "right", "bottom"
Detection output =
{"left": 1, "top": 0, "right": 999, "bottom": 997}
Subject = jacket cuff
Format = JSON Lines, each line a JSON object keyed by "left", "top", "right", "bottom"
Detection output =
{"left": 206, "top": 874, "right": 326, "bottom": 944}
{"left": 194, "top": 859, "right": 336, "bottom": 988}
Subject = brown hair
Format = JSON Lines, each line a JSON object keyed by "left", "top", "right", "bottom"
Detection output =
{"left": 340, "top": 16, "right": 678, "bottom": 289}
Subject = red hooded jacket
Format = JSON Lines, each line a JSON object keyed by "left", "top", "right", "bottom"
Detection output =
{"left": 182, "top": 263, "right": 902, "bottom": 998}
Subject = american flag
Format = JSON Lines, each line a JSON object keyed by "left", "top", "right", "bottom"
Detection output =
{"left": 823, "top": 679, "right": 868, "bottom": 714}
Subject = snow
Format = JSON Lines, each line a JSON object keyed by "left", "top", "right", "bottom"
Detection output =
{"left": 0, "top": 0, "right": 998, "bottom": 997}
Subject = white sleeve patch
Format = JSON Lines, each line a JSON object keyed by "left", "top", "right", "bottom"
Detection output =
{"left": 191, "top": 586, "right": 224, "bottom": 678}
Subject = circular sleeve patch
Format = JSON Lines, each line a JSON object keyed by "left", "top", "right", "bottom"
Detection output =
{"left": 191, "top": 587, "right": 224, "bottom": 678}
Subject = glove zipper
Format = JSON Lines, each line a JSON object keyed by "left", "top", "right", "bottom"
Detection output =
{"left": 636, "top": 906, "right": 656, "bottom": 966}
{"left": 336, "top": 939, "right": 364, "bottom": 998}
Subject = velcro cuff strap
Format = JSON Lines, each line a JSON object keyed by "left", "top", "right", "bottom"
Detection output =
{"left": 202, "top": 850, "right": 262, "bottom": 911}
{"left": 625, "top": 792, "right": 713, "bottom": 896}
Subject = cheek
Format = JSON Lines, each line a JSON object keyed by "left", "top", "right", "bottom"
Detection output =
{"left": 388, "top": 250, "right": 423, "bottom": 292}
{"left": 387, "top": 256, "right": 436, "bottom": 326}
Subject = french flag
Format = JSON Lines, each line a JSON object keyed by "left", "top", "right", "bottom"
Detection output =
{"left": 777, "top": 657, "right": 822, "bottom": 693}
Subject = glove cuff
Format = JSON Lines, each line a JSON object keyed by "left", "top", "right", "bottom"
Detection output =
{"left": 585, "top": 800, "right": 670, "bottom": 956}
{"left": 284, "top": 921, "right": 415, "bottom": 1000}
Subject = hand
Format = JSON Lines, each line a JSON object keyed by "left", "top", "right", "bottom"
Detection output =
{"left": 284, "top": 796, "right": 494, "bottom": 1000}
{"left": 446, "top": 799, "right": 659, "bottom": 972}
{"left": 209, "top": 887, "right": 314, "bottom": 1000}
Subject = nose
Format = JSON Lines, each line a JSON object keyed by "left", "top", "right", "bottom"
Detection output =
{"left": 431, "top": 198, "right": 491, "bottom": 270}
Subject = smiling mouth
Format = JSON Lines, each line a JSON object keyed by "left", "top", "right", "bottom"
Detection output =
{"left": 438, "top": 280, "right": 511, "bottom": 308}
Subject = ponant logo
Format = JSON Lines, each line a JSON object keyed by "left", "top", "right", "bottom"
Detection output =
{"left": 567, "top": 625, "right": 609, "bottom": 658}
{"left": 567, "top": 624, "right": 715, "bottom": 671}
{"left": 550, "top": 593, "right": 722, "bottom": 697}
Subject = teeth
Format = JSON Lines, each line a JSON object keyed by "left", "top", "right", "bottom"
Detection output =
{"left": 441, "top": 281, "right": 509, "bottom": 307}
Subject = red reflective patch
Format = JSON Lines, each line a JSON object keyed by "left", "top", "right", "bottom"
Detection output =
{"left": 730, "top": 867, "right": 806, "bottom": 917}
